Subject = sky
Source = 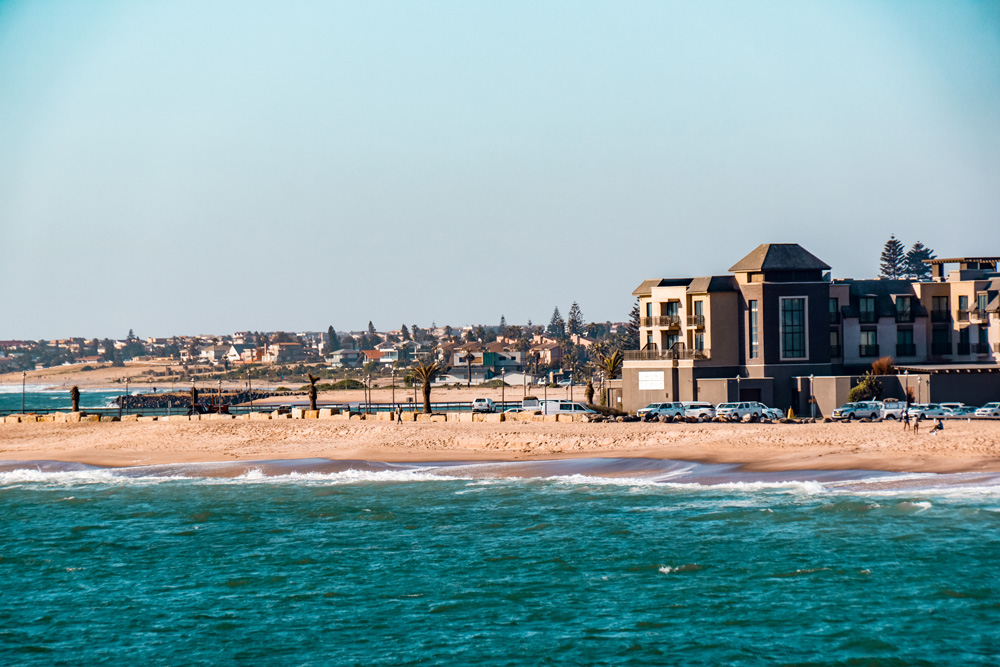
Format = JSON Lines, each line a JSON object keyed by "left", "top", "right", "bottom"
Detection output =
{"left": 1, "top": 0, "right": 998, "bottom": 340}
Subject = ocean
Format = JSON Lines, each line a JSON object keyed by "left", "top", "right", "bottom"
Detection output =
{"left": 1, "top": 458, "right": 998, "bottom": 665}
{"left": 0, "top": 387, "right": 126, "bottom": 413}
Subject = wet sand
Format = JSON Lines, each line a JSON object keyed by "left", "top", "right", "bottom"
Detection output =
{"left": 1, "top": 419, "right": 998, "bottom": 474}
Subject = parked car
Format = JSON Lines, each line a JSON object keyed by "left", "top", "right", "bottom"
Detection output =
{"left": 939, "top": 402, "right": 966, "bottom": 412}
{"left": 945, "top": 406, "right": 978, "bottom": 418}
{"left": 975, "top": 402, "right": 1000, "bottom": 418}
{"left": 556, "top": 378, "right": 573, "bottom": 387}
{"left": 879, "top": 400, "right": 907, "bottom": 420}
{"left": 637, "top": 402, "right": 686, "bottom": 419}
{"left": 908, "top": 403, "right": 949, "bottom": 420}
{"left": 832, "top": 401, "right": 882, "bottom": 420}
{"left": 472, "top": 398, "right": 496, "bottom": 413}
{"left": 680, "top": 401, "right": 716, "bottom": 422}
{"left": 538, "top": 400, "right": 597, "bottom": 415}
{"left": 716, "top": 402, "right": 768, "bottom": 421}
{"left": 762, "top": 407, "right": 783, "bottom": 420}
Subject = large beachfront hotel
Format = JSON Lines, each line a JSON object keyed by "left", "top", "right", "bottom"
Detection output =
{"left": 622, "top": 244, "right": 1000, "bottom": 415}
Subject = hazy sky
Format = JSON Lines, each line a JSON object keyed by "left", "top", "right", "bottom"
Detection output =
{"left": 2, "top": 1, "right": 998, "bottom": 339}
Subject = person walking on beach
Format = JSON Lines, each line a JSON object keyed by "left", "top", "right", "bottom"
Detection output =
{"left": 395, "top": 404, "right": 402, "bottom": 424}
{"left": 902, "top": 409, "right": 911, "bottom": 432}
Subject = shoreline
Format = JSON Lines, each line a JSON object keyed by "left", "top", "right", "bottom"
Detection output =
{"left": 1, "top": 419, "right": 998, "bottom": 474}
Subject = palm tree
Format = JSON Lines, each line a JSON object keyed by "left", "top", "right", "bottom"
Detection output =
{"left": 599, "top": 349, "right": 623, "bottom": 380}
{"left": 410, "top": 357, "right": 445, "bottom": 413}
{"left": 70, "top": 385, "right": 80, "bottom": 412}
{"left": 307, "top": 374, "right": 319, "bottom": 411}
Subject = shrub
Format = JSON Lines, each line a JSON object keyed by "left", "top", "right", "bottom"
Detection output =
{"left": 482, "top": 379, "right": 510, "bottom": 388}
{"left": 330, "top": 378, "right": 366, "bottom": 390}
{"left": 848, "top": 372, "right": 884, "bottom": 402}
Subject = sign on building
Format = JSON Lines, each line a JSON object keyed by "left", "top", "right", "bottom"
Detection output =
{"left": 638, "top": 371, "right": 665, "bottom": 391}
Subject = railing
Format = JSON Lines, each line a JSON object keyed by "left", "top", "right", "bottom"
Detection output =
{"left": 687, "top": 315, "right": 705, "bottom": 327}
{"left": 957, "top": 309, "right": 970, "bottom": 321}
{"left": 931, "top": 342, "right": 952, "bottom": 355}
{"left": 625, "top": 348, "right": 711, "bottom": 361}
{"left": 957, "top": 343, "right": 971, "bottom": 355}
{"left": 829, "top": 312, "right": 841, "bottom": 324}
{"left": 859, "top": 345, "right": 880, "bottom": 357}
{"left": 859, "top": 312, "right": 878, "bottom": 324}
{"left": 895, "top": 343, "right": 916, "bottom": 357}
{"left": 971, "top": 309, "right": 988, "bottom": 321}
{"left": 829, "top": 344, "right": 842, "bottom": 358}
{"left": 895, "top": 310, "right": 914, "bottom": 323}
{"left": 973, "top": 343, "right": 991, "bottom": 354}
{"left": 931, "top": 310, "right": 950, "bottom": 323}
{"left": 639, "top": 316, "right": 681, "bottom": 328}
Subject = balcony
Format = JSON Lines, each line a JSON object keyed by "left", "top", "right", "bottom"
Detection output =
{"left": 957, "top": 309, "right": 970, "bottom": 322}
{"left": 829, "top": 344, "right": 842, "bottom": 358}
{"left": 640, "top": 316, "right": 680, "bottom": 328}
{"left": 971, "top": 309, "right": 988, "bottom": 321}
{"left": 973, "top": 342, "right": 991, "bottom": 354}
{"left": 957, "top": 343, "right": 971, "bottom": 355}
{"left": 931, "top": 310, "right": 950, "bottom": 323}
{"left": 895, "top": 310, "right": 914, "bottom": 323}
{"left": 895, "top": 343, "right": 916, "bottom": 357}
{"left": 859, "top": 345, "right": 880, "bottom": 357}
{"left": 625, "top": 348, "right": 711, "bottom": 362}
{"left": 687, "top": 315, "right": 705, "bottom": 328}
{"left": 931, "top": 342, "right": 952, "bottom": 356}
{"left": 858, "top": 312, "right": 878, "bottom": 324}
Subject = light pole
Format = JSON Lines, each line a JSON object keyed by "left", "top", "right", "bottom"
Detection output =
{"left": 809, "top": 373, "right": 816, "bottom": 419}
{"left": 218, "top": 378, "right": 222, "bottom": 413}
{"left": 247, "top": 370, "right": 253, "bottom": 412}
{"left": 21, "top": 370, "right": 26, "bottom": 414}
{"left": 125, "top": 377, "right": 130, "bottom": 416}
{"left": 391, "top": 367, "right": 396, "bottom": 408}
{"left": 501, "top": 368, "right": 506, "bottom": 409}
{"left": 735, "top": 374, "right": 741, "bottom": 402}
{"left": 917, "top": 376, "right": 921, "bottom": 404}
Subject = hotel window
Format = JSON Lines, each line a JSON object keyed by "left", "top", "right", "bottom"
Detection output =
{"left": 645, "top": 302, "right": 652, "bottom": 318}
{"left": 645, "top": 334, "right": 653, "bottom": 349}
{"left": 780, "top": 297, "right": 807, "bottom": 359}
{"left": 859, "top": 297, "right": 876, "bottom": 323}
{"left": 666, "top": 333, "right": 680, "bottom": 349}
{"left": 895, "top": 296, "right": 912, "bottom": 321}
{"left": 958, "top": 295, "right": 968, "bottom": 311}
{"left": 978, "top": 294, "right": 988, "bottom": 312}
{"left": 664, "top": 301, "right": 679, "bottom": 319}
{"left": 694, "top": 301, "right": 704, "bottom": 317}
{"left": 830, "top": 329, "right": 841, "bottom": 356}
{"left": 860, "top": 329, "right": 878, "bottom": 357}
{"left": 979, "top": 327, "right": 989, "bottom": 347}
{"left": 694, "top": 333, "right": 704, "bottom": 351}
{"left": 829, "top": 298, "right": 839, "bottom": 323}
{"left": 932, "top": 296, "right": 949, "bottom": 311}
{"left": 749, "top": 300, "right": 759, "bottom": 359}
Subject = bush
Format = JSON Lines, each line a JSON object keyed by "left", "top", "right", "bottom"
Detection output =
{"left": 871, "top": 356, "right": 895, "bottom": 376}
{"left": 330, "top": 378, "right": 366, "bottom": 390}
{"left": 482, "top": 379, "right": 510, "bottom": 388}
{"left": 848, "top": 372, "right": 884, "bottom": 402}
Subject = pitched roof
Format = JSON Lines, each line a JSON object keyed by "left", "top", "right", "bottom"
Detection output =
{"left": 686, "top": 275, "right": 738, "bottom": 293}
{"left": 728, "top": 244, "right": 830, "bottom": 273}
{"left": 631, "top": 278, "right": 692, "bottom": 296}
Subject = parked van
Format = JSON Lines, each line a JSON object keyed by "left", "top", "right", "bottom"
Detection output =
{"left": 539, "top": 400, "right": 596, "bottom": 416}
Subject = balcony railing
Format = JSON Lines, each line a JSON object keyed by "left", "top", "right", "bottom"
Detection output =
{"left": 625, "top": 348, "right": 711, "bottom": 361}
{"left": 895, "top": 310, "right": 914, "bottom": 323}
{"left": 829, "top": 344, "right": 842, "bottom": 358}
{"left": 687, "top": 315, "right": 705, "bottom": 328}
{"left": 829, "top": 312, "right": 841, "bottom": 324}
{"left": 957, "top": 309, "right": 970, "bottom": 322}
{"left": 639, "top": 316, "right": 681, "bottom": 328}
{"left": 931, "top": 310, "right": 950, "bottom": 323}
{"left": 931, "top": 342, "right": 952, "bottom": 355}
{"left": 859, "top": 312, "right": 878, "bottom": 324}
{"left": 859, "top": 345, "right": 880, "bottom": 357}
{"left": 973, "top": 342, "right": 991, "bottom": 354}
{"left": 896, "top": 343, "right": 916, "bottom": 357}
{"left": 971, "top": 309, "right": 988, "bottom": 321}
{"left": 957, "top": 343, "right": 971, "bottom": 355}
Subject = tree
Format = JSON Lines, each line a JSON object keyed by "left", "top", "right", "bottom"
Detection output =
{"left": 879, "top": 235, "right": 906, "bottom": 279}
{"left": 307, "top": 374, "right": 319, "bottom": 411}
{"left": 547, "top": 307, "right": 565, "bottom": 338}
{"left": 410, "top": 357, "right": 445, "bottom": 413}
{"left": 598, "top": 349, "right": 623, "bottom": 380}
{"left": 327, "top": 326, "right": 340, "bottom": 352}
{"left": 567, "top": 302, "right": 584, "bottom": 336}
{"left": 401, "top": 324, "right": 411, "bottom": 341}
{"left": 368, "top": 321, "right": 377, "bottom": 337}
{"left": 474, "top": 325, "right": 486, "bottom": 342}
{"left": 624, "top": 300, "right": 640, "bottom": 350}
{"left": 70, "top": 385, "right": 80, "bottom": 412}
{"left": 871, "top": 356, "right": 895, "bottom": 376}
{"left": 905, "top": 242, "right": 936, "bottom": 280}
{"left": 848, "top": 372, "right": 884, "bottom": 402}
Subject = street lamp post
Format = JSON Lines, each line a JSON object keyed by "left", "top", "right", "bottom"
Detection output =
{"left": 501, "top": 368, "right": 506, "bottom": 409}
{"left": 809, "top": 373, "right": 816, "bottom": 419}
{"left": 391, "top": 367, "right": 396, "bottom": 408}
{"left": 218, "top": 379, "right": 222, "bottom": 413}
{"left": 735, "top": 374, "right": 741, "bottom": 402}
{"left": 917, "top": 376, "right": 922, "bottom": 404}
{"left": 22, "top": 370, "right": 26, "bottom": 414}
{"left": 247, "top": 370, "right": 253, "bottom": 412}
{"left": 125, "top": 377, "right": 130, "bottom": 416}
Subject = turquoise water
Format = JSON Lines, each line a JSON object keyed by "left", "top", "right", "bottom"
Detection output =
{"left": 0, "top": 388, "right": 125, "bottom": 413}
{"left": 1, "top": 459, "right": 998, "bottom": 665}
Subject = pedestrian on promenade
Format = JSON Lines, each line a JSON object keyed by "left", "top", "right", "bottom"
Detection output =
{"left": 395, "top": 404, "right": 402, "bottom": 424}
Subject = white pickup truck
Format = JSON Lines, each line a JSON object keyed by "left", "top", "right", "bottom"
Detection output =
{"left": 472, "top": 398, "right": 496, "bottom": 413}
{"left": 538, "top": 400, "right": 596, "bottom": 416}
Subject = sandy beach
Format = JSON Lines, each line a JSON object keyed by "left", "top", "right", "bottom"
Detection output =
{"left": 1, "top": 418, "right": 998, "bottom": 474}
